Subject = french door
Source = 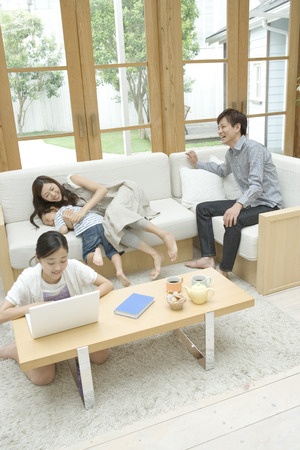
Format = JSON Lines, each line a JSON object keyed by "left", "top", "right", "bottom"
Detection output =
{"left": 0, "top": 0, "right": 92, "bottom": 169}
{"left": 0, "top": 0, "right": 299, "bottom": 171}
{"left": 0, "top": 0, "right": 154, "bottom": 169}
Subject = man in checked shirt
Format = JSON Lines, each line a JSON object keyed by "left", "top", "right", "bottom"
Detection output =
{"left": 185, "top": 108, "right": 283, "bottom": 278}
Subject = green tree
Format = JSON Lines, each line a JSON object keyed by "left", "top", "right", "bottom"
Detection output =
{"left": 0, "top": 10, "right": 64, "bottom": 135}
{"left": 90, "top": 0, "right": 199, "bottom": 133}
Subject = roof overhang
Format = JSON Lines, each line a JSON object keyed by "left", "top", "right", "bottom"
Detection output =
{"left": 206, "top": 0, "right": 290, "bottom": 45}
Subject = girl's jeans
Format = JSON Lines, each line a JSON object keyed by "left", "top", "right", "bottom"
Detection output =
{"left": 196, "top": 200, "right": 279, "bottom": 272}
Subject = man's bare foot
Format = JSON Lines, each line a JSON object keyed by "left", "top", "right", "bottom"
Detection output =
{"left": 164, "top": 233, "right": 178, "bottom": 262}
{"left": 116, "top": 271, "right": 131, "bottom": 287}
{"left": 218, "top": 268, "right": 229, "bottom": 278}
{"left": 185, "top": 256, "right": 215, "bottom": 269}
{"left": 151, "top": 253, "right": 164, "bottom": 280}
{"left": 0, "top": 342, "right": 18, "bottom": 361}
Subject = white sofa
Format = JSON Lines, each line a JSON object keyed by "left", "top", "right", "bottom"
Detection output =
{"left": 169, "top": 146, "right": 300, "bottom": 295}
{"left": 0, "top": 152, "right": 196, "bottom": 294}
{"left": 1, "top": 148, "right": 300, "bottom": 296}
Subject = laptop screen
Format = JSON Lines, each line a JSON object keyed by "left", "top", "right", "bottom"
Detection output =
{"left": 25, "top": 290, "right": 100, "bottom": 339}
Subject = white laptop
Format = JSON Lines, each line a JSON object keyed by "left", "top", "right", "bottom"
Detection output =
{"left": 25, "top": 290, "right": 100, "bottom": 339}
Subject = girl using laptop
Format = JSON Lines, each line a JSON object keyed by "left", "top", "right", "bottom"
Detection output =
{"left": 0, "top": 231, "right": 113, "bottom": 386}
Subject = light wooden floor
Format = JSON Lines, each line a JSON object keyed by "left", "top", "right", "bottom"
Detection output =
{"left": 71, "top": 285, "right": 300, "bottom": 450}
{"left": 1, "top": 270, "right": 299, "bottom": 449}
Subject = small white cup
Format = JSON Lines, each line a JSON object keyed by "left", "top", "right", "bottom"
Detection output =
{"left": 191, "top": 274, "right": 211, "bottom": 287}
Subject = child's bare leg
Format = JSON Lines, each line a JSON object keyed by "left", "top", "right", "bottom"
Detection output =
{"left": 25, "top": 365, "right": 56, "bottom": 386}
{"left": 0, "top": 341, "right": 55, "bottom": 385}
{"left": 92, "top": 247, "right": 103, "bottom": 266}
{"left": 120, "top": 228, "right": 163, "bottom": 280}
{"left": 111, "top": 254, "right": 130, "bottom": 287}
{"left": 138, "top": 241, "right": 164, "bottom": 280}
{"left": 90, "top": 349, "right": 110, "bottom": 364}
{"left": 0, "top": 341, "right": 18, "bottom": 360}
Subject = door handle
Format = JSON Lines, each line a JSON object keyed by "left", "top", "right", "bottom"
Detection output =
{"left": 91, "top": 114, "right": 99, "bottom": 137}
{"left": 77, "top": 115, "right": 85, "bottom": 138}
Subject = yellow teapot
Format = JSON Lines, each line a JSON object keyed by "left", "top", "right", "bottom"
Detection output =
{"left": 183, "top": 282, "right": 215, "bottom": 305}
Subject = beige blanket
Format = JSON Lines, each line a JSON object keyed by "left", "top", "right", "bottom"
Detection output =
{"left": 65, "top": 179, "right": 159, "bottom": 251}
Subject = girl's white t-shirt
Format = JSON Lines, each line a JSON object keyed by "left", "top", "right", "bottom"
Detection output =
{"left": 41, "top": 275, "right": 71, "bottom": 302}
{"left": 6, "top": 259, "right": 98, "bottom": 306}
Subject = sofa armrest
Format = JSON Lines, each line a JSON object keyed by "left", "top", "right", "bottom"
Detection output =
{"left": 256, "top": 206, "right": 300, "bottom": 295}
{"left": 0, "top": 204, "right": 15, "bottom": 294}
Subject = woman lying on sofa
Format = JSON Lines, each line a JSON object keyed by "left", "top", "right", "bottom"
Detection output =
{"left": 30, "top": 174, "right": 178, "bottom": 280}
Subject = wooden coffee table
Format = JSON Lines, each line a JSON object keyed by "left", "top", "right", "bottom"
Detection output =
{"left": 12, "top": 268, "right": 254, "bottom": 409}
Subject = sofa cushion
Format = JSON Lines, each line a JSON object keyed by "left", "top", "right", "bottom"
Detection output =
{"left": 169, "top": 146, "right": 228, "bottom": 199}
{"left": 149, "top": 198, "right": 197, "bottom": 241}
{"left": 180, "top": 167, "right": 225, "bottom": 209}
{"left": 272, "top": 153, "right": 300, "bottom": 208}
{"left": 6, "top": 221, "right": 83, "bottom": 269}
{"left": 6, "top": 198, "right": 197, "bottom": 269}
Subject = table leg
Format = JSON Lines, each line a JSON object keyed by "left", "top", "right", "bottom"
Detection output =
{"left": 175, "top": 310, "right": 215, "bottom": 370}
{"left": 200, "top": 311, "right": 214, "bottom": 370}
{"left": 68, "top": 346, "right": 95, "bottom": 409}
{"left": 175, "top": 328, "right": 204, "bottom": 360}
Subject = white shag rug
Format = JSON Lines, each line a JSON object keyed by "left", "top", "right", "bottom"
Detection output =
{"left": 1, "top": 256, "right": 300, "bottom": 450}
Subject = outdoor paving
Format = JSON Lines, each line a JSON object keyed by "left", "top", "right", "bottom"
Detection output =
{"left": 19, "top": 122, "right": 219, "bottom": 169}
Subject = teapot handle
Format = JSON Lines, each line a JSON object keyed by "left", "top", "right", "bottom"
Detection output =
{"left": 207, "top": 288, "right": 215, "bottom": 300}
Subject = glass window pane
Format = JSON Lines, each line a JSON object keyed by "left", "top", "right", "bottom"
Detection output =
{"left": 248, "top": 61, "right": 266, "bottom": 113}
{"left": 267, "top": 60, "right": 286, "bottom": 112}
{"left": 91, "top": 0, "right": 146, "bottom": 65}
{"left": 0, "top": 0, "right": 65, "bottom": 68}
{"left": 182, "top": 0, "right": 227, "bottom": 150}
{"left": 182, "top": 0, "right": 227, "bottom": 61}
{"left": 19, "top": 137, "right": 76, "bottom": 169}
{"left": 8, "top": 71, "right": 73, "bottom": 136}
{"left": 266, "top": 115, "right": 285, "bottom": 153}
{"left": 101, "top": 129, "right": 151, "bottom": 157}
{"left": 96, "top": 67, "right": 148, "bottom": 129}
{"left": 248, "top": 60, "right": 286, "bottom": 114}
{"left": 248, "top": 116, "right": 266, "bottom": 144}
{"left": 185, "top": 121, "right": 222, "bottom": 148}
{"left": 266, "top": 61, "right": 287, "bottom": 112}
{"left": 248, "top": 115, "right": 284, "bottom": 153}
{"left": 183, "top": 62, "right": 225, "bottom": 121}
{"left": 249, "top": 0, "right": 290, "bottom": 58}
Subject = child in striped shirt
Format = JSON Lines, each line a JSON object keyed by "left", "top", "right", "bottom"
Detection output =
{"left": 41, "top": 205, "right": 130, "bottom": 287}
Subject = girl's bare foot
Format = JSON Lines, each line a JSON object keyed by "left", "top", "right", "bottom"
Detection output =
{"left": 163, "top": 233, "right": 178, "bottom": 261}
{"left": 116, "top": 271, "right": 131, "bottom": 287}
{"left": 151, "top": 252, "right": 164, "bottom": 280}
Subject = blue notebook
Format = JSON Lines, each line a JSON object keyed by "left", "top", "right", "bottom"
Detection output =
{"left": 114, "top": 293, "right": 155, "bottom": 319}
